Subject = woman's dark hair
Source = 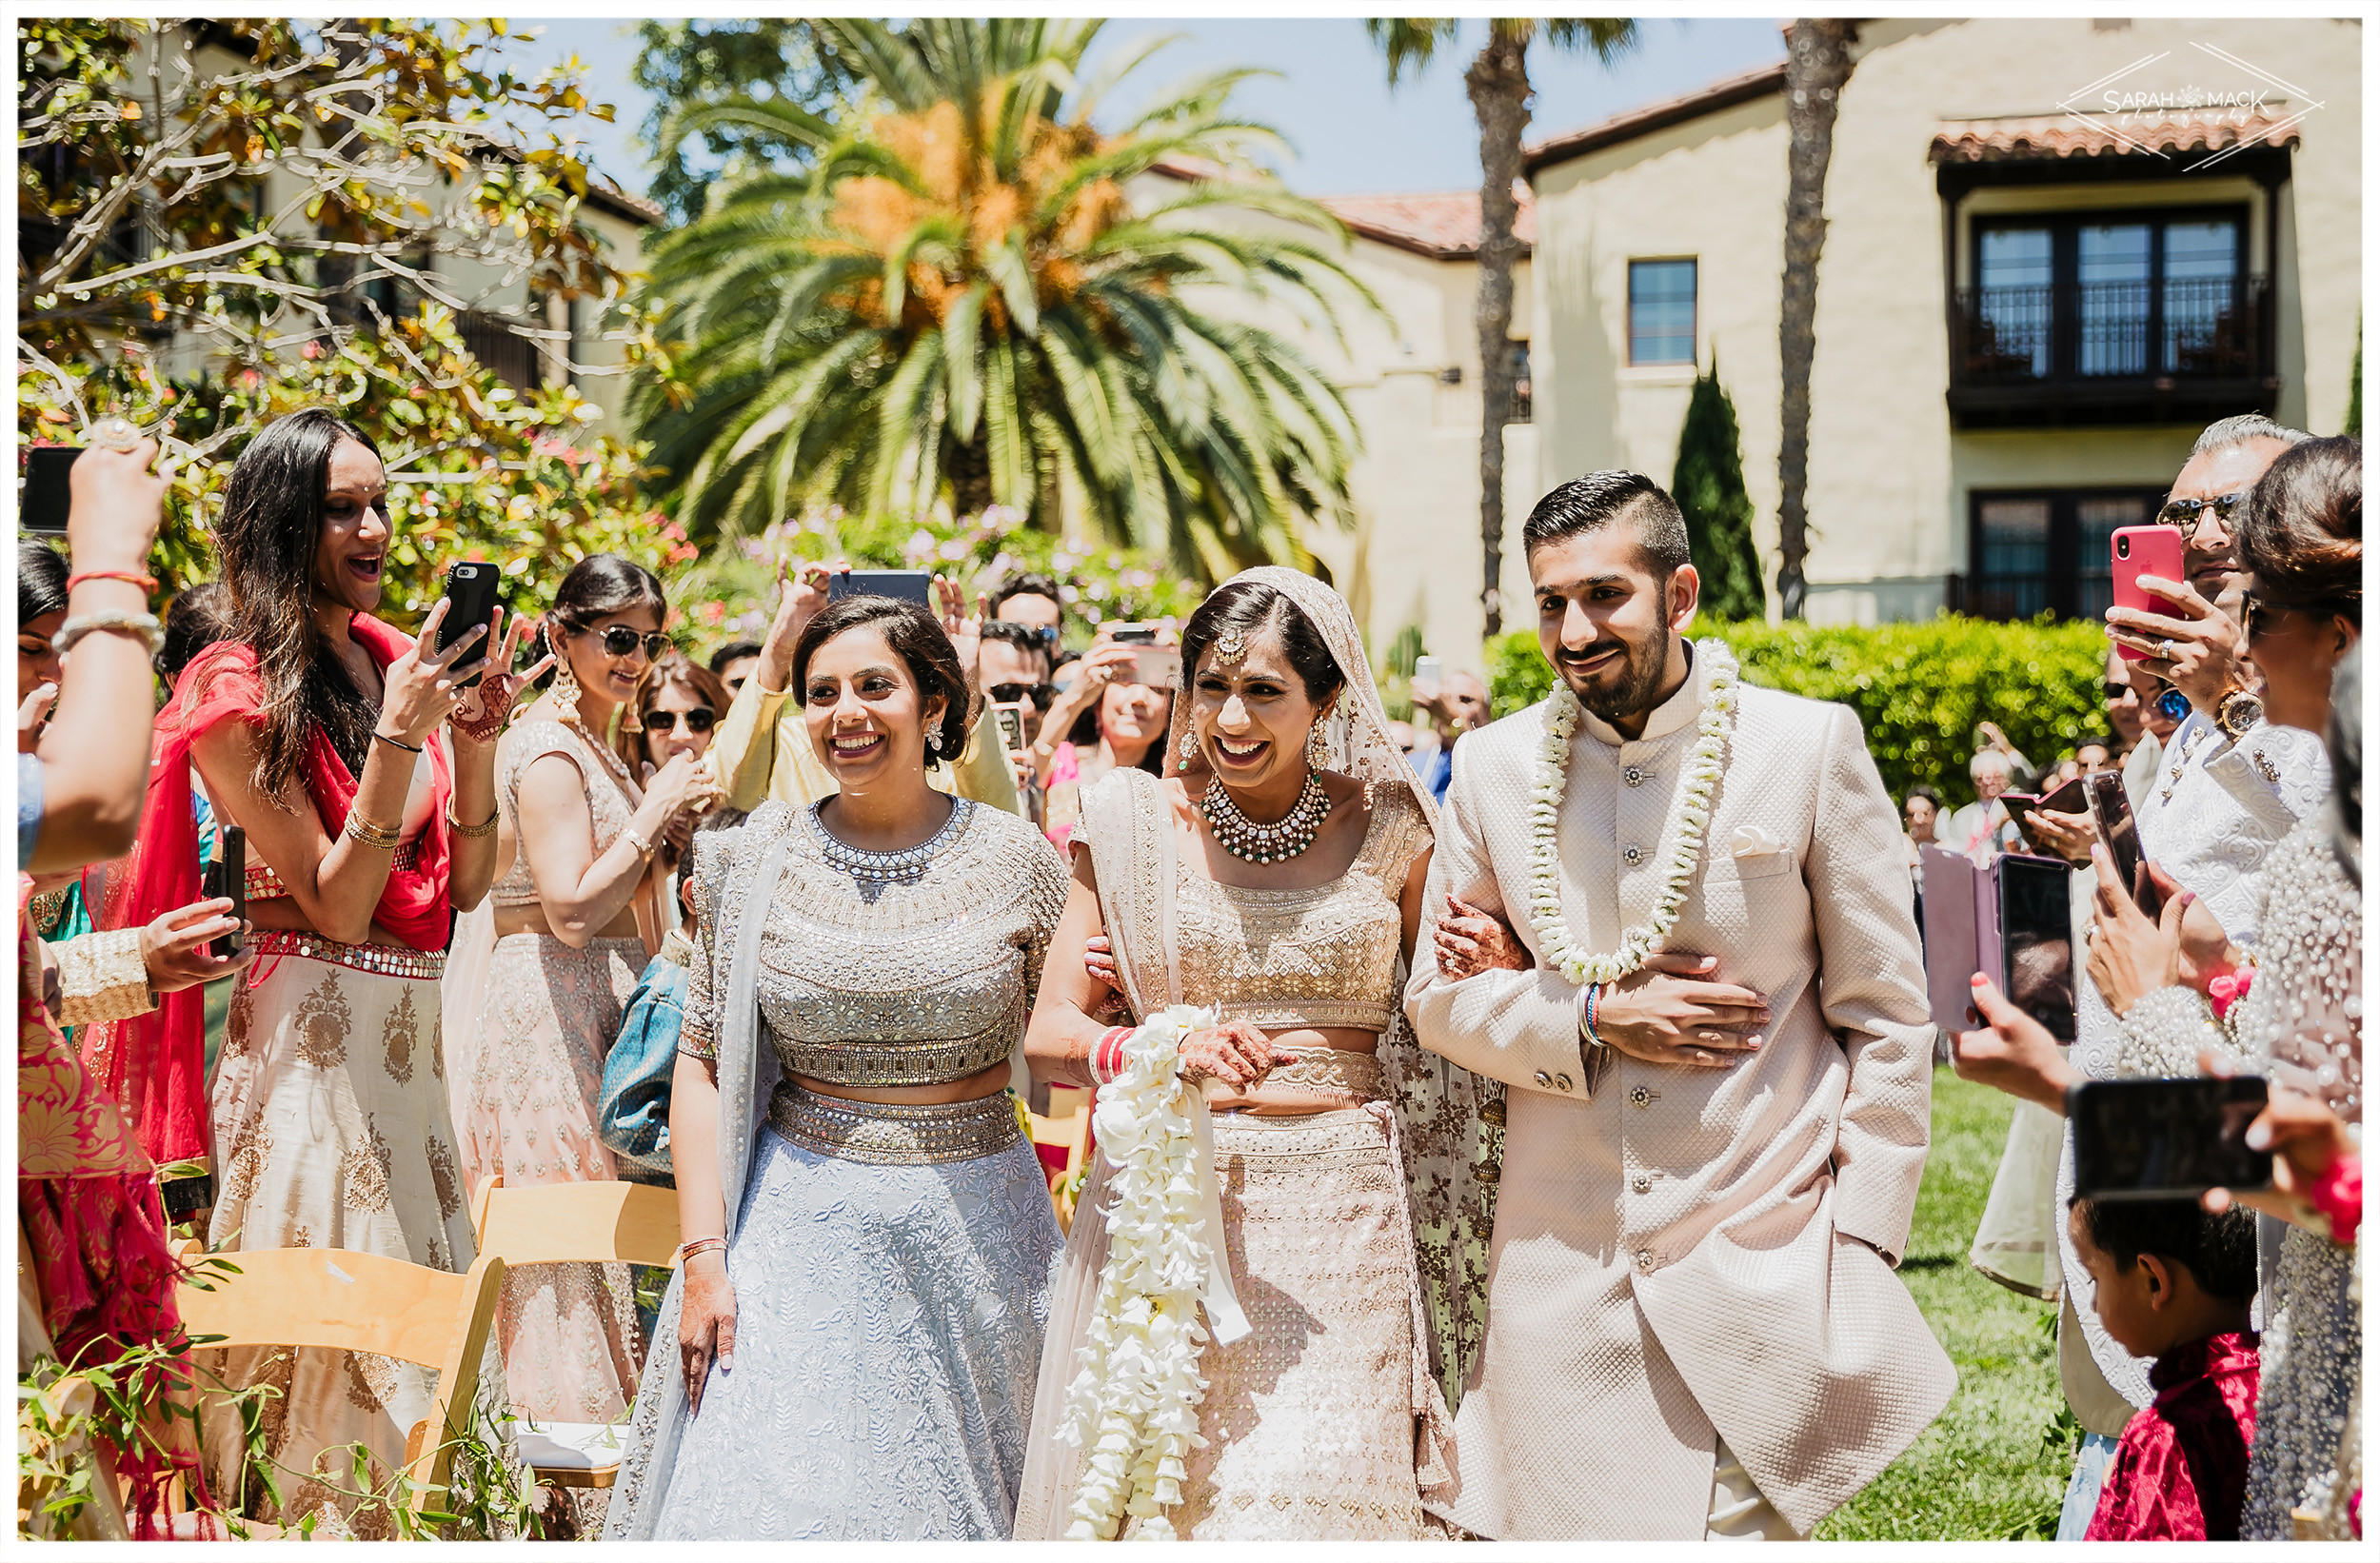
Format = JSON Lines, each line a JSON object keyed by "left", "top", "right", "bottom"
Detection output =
{"left": 211, "top": 408, "right": 385, "bottom": 794}
{"left": 1904, "top": 783, "right": 1941, "bottom": 808}
{"left": 543, "top": 553, "right": 667, "bottom": 687}
{"left": 1180, "top": 580, "right": 1345, "bottom": 706}
{"left": 18, "top": 537, "right": 68, "bottom": 623}
{"left": 2237, "top": 434, "right": 2361, "bottom": 622}
{"left": 618, "top": 652, "right": 729, "bottom": 773}
{"left": 158, "top": 582, "right": 235, "bottom": 683}
{"left": 788, "top": 596, "right": 972, "bottom": 766}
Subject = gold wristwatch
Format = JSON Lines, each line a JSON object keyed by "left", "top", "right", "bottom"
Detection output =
{"left": 2214, "top": 688, "right": 2265, "bottom": 741}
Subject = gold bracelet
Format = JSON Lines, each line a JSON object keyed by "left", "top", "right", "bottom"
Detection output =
{"left": 446, "top": 807, "right": 499, "bottom": 840}
{"left": 344, "top": 811, "right": 405, "bottom": 851}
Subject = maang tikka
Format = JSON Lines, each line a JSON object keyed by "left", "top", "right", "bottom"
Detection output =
{"left": 1214, "top": 626, "right": 1246, "bottom": 668}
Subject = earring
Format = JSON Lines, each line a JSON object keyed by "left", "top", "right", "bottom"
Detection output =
{"left": 1180, "top": 728, "right": 1200, "bottom": 763}
{"left": 1305, "top": 722, "right": 1327, "bottom": 769}
{"left": 925, "top": 725, "right": 942, "bottom": 757}
{"left": 550, "top": 650, "right": 582, "bottom": 710}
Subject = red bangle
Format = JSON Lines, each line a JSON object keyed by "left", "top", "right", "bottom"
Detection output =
{"left": 67, "top": 569, "right": 159, "bottom": 593}
{"left": 1090, "top": 1025, "right": 1131, "bottom": 1086}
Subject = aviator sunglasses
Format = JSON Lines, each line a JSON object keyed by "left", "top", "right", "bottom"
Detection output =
{"left": 2152, "top": 490, "right": 2248, "bottom": 538}
{"left": 987, "top": 681, "right": 1059, "bottom": 710}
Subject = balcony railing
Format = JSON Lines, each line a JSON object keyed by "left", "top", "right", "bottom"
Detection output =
{"left": 1947, "top": 273, "right": 2274, "bottom": 427}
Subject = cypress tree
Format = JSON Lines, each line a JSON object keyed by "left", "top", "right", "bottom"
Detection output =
{"left": 1671, "top": 361, "right": 1766, "bottom": 621}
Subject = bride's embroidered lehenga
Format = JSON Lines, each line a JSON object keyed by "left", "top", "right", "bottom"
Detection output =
{"left": 1011, "top": 567, "right": 1503, "bottom": 1540}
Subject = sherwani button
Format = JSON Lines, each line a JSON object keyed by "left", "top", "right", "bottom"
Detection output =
{"left": 1635, "top": 1249, "right": 1655, "bottom": 1273}
{"left": 1535, "top": 1070, "right": 1553, "bottom": 1086}
{"left": 1628, "top": 1084, "right": 1658, "bottom": 1108}
{"left": 1557, "top": 1073, "right": 1573, "bottom": 1091}
{"left": 1632, "top": 1174, "right": 1652, "bottom": 1193}
{"left": 1622, "top": 845, "right": 1643, "bottom": 865}
{"left": 1623, "top": 765, "right": 1645, "bottom": 787}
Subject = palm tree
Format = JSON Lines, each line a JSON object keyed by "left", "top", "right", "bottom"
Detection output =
{"left": 1775, "top": 19, "right": 1858, "bottom": 620}
{"left": 1367, "top": 18, "right": 1637, "bottom": 636}
{"left": 633, "top": 18, "right": 1378, "bottom": 582}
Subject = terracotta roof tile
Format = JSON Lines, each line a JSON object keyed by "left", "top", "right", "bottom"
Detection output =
{"left": 1524, "top": 60, "right": 1787, "bottom": 175}
{"left": 1930, "top": 110, "right": 2304, "bottom": 165}
{"left": 1316, "top": 188, "right": 1534, "bottom": 260}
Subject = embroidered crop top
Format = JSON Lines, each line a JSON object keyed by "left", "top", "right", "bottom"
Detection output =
{"left": 681, "top": 800, "right": 1069, "bottom": 1089}
{"left": 1171, "top": 783, "right": 1427, "bottom": 1035}
{"left": 489, "top": 720, "right": 640, "bottom": 909}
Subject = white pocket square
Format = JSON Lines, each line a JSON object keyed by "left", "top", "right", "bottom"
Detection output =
{"left": 1730, "top": 825, "right": 1786, "bottom": 859}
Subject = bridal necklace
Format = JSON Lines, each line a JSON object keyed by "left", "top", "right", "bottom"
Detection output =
{"left": 1199, "top": 771, "right": 1330, "bottom": 863}
{"left": 1524, "top": 640, "right": 1741, "bottom": 986}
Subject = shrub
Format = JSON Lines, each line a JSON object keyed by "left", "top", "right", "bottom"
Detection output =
{"left": 1672, "top": 365, "right": 1765, "bottom": 620}
{"left": 1482, "top": 615, "right": 2109, "bottom": 806}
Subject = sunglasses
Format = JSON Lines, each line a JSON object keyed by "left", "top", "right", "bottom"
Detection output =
{"left": 988, "top": 682, "right": 1058, "bottom": 710}
{"left": 645, "top": 706, "right": 716, "bottom": 734}
{"left": 2152, "top": 490, "right": 2248, "bottom": 538}
{"left": 2102, "top": 681, "right": 2132, "bottom": 700}
{"left": 588, "top": 625, "right": 671, "bottom": 660}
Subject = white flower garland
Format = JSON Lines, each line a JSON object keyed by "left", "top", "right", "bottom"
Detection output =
{"left": 1525, "top": 641, "right": 1741, "bottom": 986}
{"left": 1056, "top": 1005, "right": 1219, "bottom": 1542}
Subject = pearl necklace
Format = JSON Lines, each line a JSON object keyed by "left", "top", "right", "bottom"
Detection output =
{"left": 1198, "top": 772, "right": 1330, "bottom": 863}
{"left": 1524, "top": 641, "right": 1741, "bottom": 986}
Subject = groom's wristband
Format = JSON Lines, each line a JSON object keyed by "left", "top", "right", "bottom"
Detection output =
{"left": 1577, "top": 982, "right": 1609, "bottom": 1051}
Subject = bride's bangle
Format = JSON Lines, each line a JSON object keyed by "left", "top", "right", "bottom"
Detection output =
{"left": 1087, "top": 1025, "right": 1132, "bottom": 1086}
{"left": 674, "top": 1236, "right": 727, "bottom": 1267}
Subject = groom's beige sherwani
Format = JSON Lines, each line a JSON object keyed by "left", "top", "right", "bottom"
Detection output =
{"left": 1405, "top": 647, "right": 1955, "bottom": 1539}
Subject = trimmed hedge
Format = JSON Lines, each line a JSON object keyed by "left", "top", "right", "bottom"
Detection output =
{"left": 1482, "top": 616, "right": 2111, "bottom": 808}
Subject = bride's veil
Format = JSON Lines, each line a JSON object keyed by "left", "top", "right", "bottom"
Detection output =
{"left": 1167, "top": 565, "right": 1505, "bottom": 1411}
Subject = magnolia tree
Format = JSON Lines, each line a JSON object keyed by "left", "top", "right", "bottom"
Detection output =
{"left": 18, "top": 18, "right": 671, "bottom": 609}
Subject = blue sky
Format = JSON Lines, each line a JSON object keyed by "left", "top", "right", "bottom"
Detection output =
{"left": 502, "top": 16, "right": 1787, "bottom": 200}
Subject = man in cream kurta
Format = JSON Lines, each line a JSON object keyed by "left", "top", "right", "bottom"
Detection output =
{"left": 1406, "top": 472, "right": 1954, "bottom": 1539}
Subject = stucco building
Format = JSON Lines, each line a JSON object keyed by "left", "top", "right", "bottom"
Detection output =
{"left": 1525, "top": 14, "right": 2361, "bottom": 627}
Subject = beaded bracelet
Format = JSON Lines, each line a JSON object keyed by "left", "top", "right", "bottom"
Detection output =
{"left": 1088, "top": 1025, "right": 1132, "bottom": 1086}
{"left": 55, "top": 608, "right": 164, "bottom": 656}
{"left": 1578, "top": 981, "right": 1608, "bottom": 1052}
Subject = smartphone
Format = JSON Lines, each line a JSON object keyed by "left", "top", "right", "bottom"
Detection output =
{"left": 20, "top": 446, "right": 79, "bottom": 534}
{"left": 1107, "top": 623, "right": 1160, "bottom": 645}
{"left": 2069, "top": 1076, "right": 2272, "bottom": 1201}
{"left": 1131, "top": 645, "right": 1182, "bottom": 689}
{"left": 827, "top": 568, "right": 935, "bottom": 607}
{"left": 1997, "top": 853, "right": 2075, "bottom": 1041}
{"left": 2003, "top": 776, "right": 2090, "bottom": 855}
{"left": 993, "top": 705, "right": 1026, "bottom": 755}
{"left": 1920, "top": 846, "right": 1984, "bottom": 1036}
{"left": 2088, "top": 770, "right": 2163, "bottom": 915}
{"left": 201, "top": 825, "right": 246, "bottom": 961}
{"left": 1412, "top": 654, "right": 1443, "bottom": 702}
{"left": 2110, "top": 525, "right": 2189, "bottom": 663}
{"left": 437, "top": 562, "right": 502, "bottom": 689}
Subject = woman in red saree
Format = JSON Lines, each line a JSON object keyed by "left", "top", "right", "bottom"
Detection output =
{"left": 81, "top": 409, "right": 545, "bottom": 1529}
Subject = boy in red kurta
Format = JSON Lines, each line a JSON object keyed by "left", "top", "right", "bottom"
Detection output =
{"left": 2069, "top": 1196, "right": 2261, "bottom": 1540}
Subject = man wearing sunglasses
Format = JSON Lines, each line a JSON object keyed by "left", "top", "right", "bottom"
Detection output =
{"left": 980, "top": 621, "right": 1057, "bottom": 797}
{"left": 1955, "top": 411, "right": 2333, "bottom": 1541}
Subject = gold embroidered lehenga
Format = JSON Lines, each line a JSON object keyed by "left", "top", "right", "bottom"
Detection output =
{"left": 1011, "top": 567, "right": 1502, "bottom": 1540}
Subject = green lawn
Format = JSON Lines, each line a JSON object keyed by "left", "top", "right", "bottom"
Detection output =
{"left": 1815, "top": 1068, "right": 2075, "bottom": 1542}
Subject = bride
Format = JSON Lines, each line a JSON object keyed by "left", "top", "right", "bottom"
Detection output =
{"left": 1012, "top": 567, "right": 1501, "bottom": 1539}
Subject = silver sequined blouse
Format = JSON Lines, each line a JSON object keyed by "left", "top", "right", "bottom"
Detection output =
{"left": 680, "top": 799, "right": 1069, "bottom": 1089}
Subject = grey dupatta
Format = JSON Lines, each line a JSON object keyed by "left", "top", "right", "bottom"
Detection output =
{"left": 602, "top": 807, "right": 794, "bottom": 1540}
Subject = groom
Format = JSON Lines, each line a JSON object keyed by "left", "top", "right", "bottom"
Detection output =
{"left": 1406, "top": 472, "right": 1954, "bottom": 1539}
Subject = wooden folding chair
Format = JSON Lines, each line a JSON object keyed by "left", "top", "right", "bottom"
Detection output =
{"left": 1029, "top": 1084, "right": 1095, "bottom": 1234}
{"left": 171, "top": 1244, "right": 506, "bottom": 1526}
{"left": 466, "top": 1177, "right": 681, "bottom": 1491}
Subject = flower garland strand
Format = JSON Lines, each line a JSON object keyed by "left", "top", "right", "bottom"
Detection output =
{"left": 1056, "top": 1005, "right": 1220, "bottom": 1542}
{"left": 1525, "top": 642, "right": 1741, "bottom": 986}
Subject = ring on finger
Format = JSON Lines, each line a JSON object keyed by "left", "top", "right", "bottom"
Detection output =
{"left": 2158, "top": 638, "right": 2177, "bottom": 660}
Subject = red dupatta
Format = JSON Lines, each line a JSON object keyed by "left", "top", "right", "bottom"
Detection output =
{"left": 83, "top": 615, "right": 452, "bottom": 1164}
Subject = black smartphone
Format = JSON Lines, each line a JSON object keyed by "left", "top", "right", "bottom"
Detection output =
{"left": 2068, "top": 1076, "right": 2272, "bottom": 1201}
{"left": 2087, "top": 770, "right": 2162, "bottom": 914}
{"left": 437, "top": 562, "right": 502, "bottom": 689}
{"left": 827, "top": 568, "right": 935, "bottom": 607}
{"left": 2004, "top": 776, "right": 2091, "bottom": 855}
{"left": 1997, "top": 853, "right": 2074, "bottom": 1041}
{"left": 20, "top": 446, "right": 79, "bottom": 534}
{"left": 201, "top": 824, "right": 246, "bottom": 961}
{"left": 1108, "top": 623, "right": 1159, "bottom": 644}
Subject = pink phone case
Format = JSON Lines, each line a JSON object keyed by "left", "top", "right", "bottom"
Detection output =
{"left": 2110, "top": 524, "right": 2187, "bottom": 662}
{"left": 1920, "top": 845, "right": 1985, "bottom": 1036}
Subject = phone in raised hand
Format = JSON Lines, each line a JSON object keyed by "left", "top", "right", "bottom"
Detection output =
{"left": 437, "top": 562, "right": 502, "bottom": 689}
